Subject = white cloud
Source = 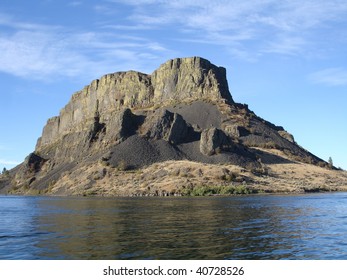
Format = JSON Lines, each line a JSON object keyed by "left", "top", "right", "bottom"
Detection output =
{"left": 263, "top": 36, "right": 307, "bottom": 55}
{"left": 0, "top": 12, "right": 59, "bottom": 31}
{"left": 0, "top": 14, "right": 171, "bottom": 80}
{"left": 1, "top": 1, "right": 347, "bottom": 80}
{"left": 106, "top": 0, "right": 347, "bottom": 57}
{"left": 0, "top": 144, "right": 20, "bottom": 166}
{"left": 68, "top": 1, "right": 82, "bottom": 7}
{"left": 309, "top": 68, "right": 347, "bottom": 86}
{"left": 0, "top": 31, "right": 63, "bottom": 78}
{"left": 0, "top": 159, "right": 20, "bottom": 166}
{"left": 101, "top": 24, "right": 152, "bottom": 31}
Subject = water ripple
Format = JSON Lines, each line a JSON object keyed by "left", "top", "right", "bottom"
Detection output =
{"left": 1, "top": 193, "right": 347, "bottom": 259}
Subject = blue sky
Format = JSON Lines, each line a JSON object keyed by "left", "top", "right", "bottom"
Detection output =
{"left": 0, "top": 0, "right": 346, "bottom": 170}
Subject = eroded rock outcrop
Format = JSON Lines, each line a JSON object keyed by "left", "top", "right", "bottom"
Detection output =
{"left": 151, "top": 57, "right": 233, "bottom": 104}
{"left": 278, "top": 130, "right": 295, "bottom": 143}
{"left": 36, "top": 57, "right": 232, "bottom": 151}
{"left": 141, "top": 109, "right": 189, "bottom": 145}
{"left": 1, "top": 56, "right": 330, "bottom": 196}
{"left": 101, "top": 108, "right": 138, "bottom": 145}
{"left": 25, "top": 153, "right": 46, "bottom": 173}
{"left": 200, "top": 128, "right": 232, "bottom": 156}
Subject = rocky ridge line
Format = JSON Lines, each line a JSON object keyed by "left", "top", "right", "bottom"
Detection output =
{"left": 36, "top": 57, "right": 231, "bottom": 151}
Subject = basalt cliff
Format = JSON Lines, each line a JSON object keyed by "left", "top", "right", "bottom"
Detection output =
{"left": 1, "top": 57, "right": 346, "bottom": 195}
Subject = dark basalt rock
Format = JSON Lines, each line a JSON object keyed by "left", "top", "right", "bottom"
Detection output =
{"left": 200, "top": 127, "right": 232, "bottom": 156}
{"left": 25, "top": 153, "right": 46, "bottom": 173}
{"left": 141, "top": 109, "right": 189, "bottom": 145}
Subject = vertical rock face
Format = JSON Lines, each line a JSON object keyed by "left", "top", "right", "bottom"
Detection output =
{"left": 36, "top": 57, "right": 232, "bottom": 151}
{"left": 151, "top": 57, "right": 233, "bottom": 103}
{"left": 37, "top": 71, "right": 153, "bottom": 150}
{"left": 102, "top": 108, "right": 138, "bottom": 145}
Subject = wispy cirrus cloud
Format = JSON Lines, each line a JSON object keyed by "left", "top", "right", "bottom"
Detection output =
{"left": 108, "top": 0, "right": 347, "bottom": 30}
{"left": 106, "top": 0, "right": 347, "bottom": 58}
{"left": 0, "top": 159, "right": 20, "bottom": 166}
{"left": 0, "top": 144, "right": 20, "bottom": 166}
{"left": 0, "top": 12, "right": 171, "bottom": 81}
{"left": 2, "top": 0, "right": 347, "bottom": 81}
{"left": 309, "top": 68, "right": 347, "bottom": 86}
{"left": 68, "top": 1, "right": 82, "bottom": 7}
{"left": 263, "top": 36, "right": 308, "bottom": 56}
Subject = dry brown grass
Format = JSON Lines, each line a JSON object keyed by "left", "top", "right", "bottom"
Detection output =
{"left": 42, "top": 148, "right": 347, "bottom": 196}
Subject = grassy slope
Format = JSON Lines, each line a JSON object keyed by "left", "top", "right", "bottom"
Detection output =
{"left": 8, "top": 148, "right": 346, "bottom": 196}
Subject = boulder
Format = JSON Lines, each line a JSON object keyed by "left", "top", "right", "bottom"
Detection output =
{"left": 200, "top": 127, "right": 232, "bottom": 156}
{"left": 278, "top": 130, "right": 295, "bottom": 143}
{"left": 224, "top": 124, "right": 250, "bottom": 138}
{"left": 141, "top": 109, "right": 189, "bottom": 144}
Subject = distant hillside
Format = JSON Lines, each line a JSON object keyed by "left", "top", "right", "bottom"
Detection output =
{"left": 1, "top": 57, "right": 346, "bottom": 196}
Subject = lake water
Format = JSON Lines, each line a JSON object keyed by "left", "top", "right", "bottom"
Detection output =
{"left": 1, "top": 193, "right": 347, "bottom": 260}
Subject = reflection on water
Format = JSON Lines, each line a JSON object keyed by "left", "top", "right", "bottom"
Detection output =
{"left": 1, "top": 193, "right": 347, "bottom": 259}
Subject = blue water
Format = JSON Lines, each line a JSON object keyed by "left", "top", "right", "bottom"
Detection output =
{"left": 1, "top": 193, "right": 347, "bottom": 259}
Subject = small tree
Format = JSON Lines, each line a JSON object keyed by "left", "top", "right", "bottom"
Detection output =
{"left": 328, "top": 157, "right": 333, "bottom": 169}
{"left": 2, "top": 167, "right": 9, "bottom": 176}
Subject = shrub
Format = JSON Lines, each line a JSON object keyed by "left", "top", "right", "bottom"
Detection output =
{"left": 182, "top": 185, "right": 256, "bottom": 196}
{"left": 1, "top": 167, "right": 9, "bottom": 176}
{"left": 328, "top": 157, "right": 333, "bottom": 169}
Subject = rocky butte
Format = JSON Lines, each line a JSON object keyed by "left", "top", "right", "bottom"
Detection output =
{"left": 1, "top": 57, "right": 346, "bottom": 195}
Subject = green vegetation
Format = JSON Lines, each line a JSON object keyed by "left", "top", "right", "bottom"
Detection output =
{"left": 83, "top": 190, "right": 98, "bottom": 196}
{"left": 182, "top": 185, "right": 257, "bottom": 196}
{"left": 1, "top": 167, "right": 9, "bottom": 176}
{"left": 328, "top": 157, "right": 334, "bottom": 169}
